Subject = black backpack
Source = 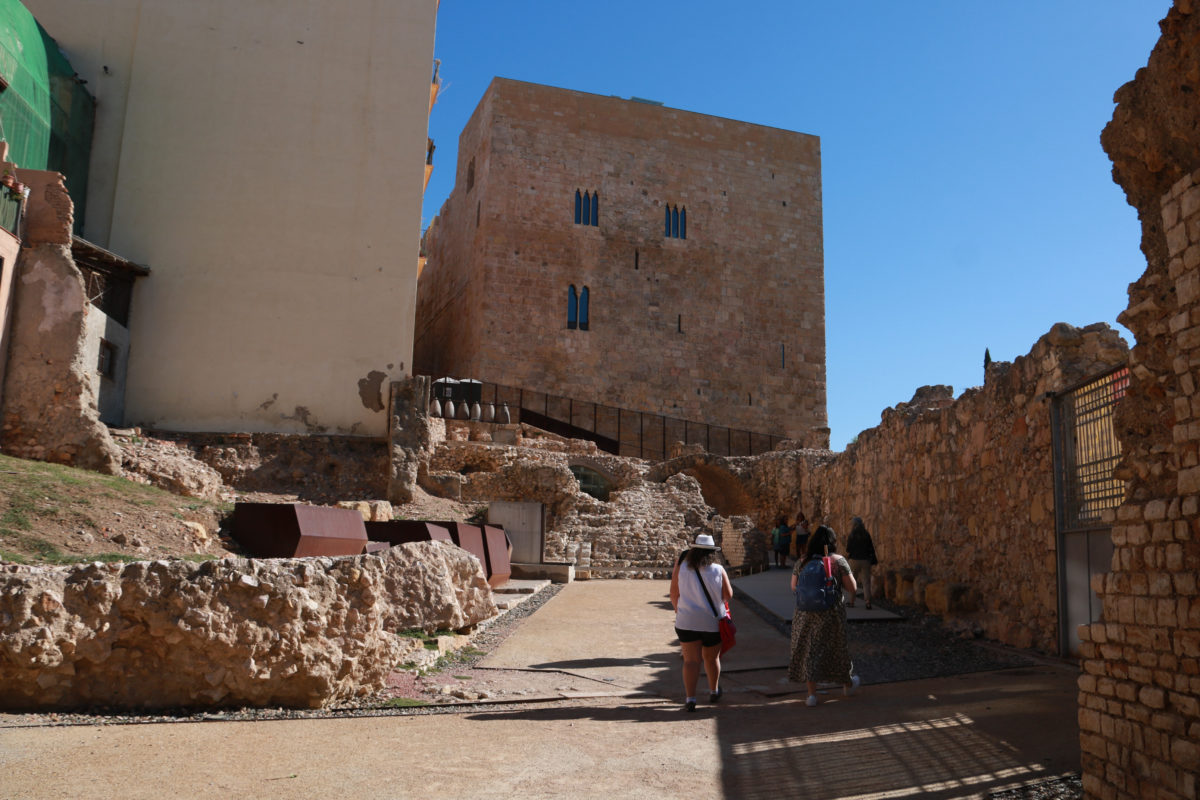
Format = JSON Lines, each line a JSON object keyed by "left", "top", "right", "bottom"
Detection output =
{"left": 794, "top": 556, "right": 839, "bottom": 612}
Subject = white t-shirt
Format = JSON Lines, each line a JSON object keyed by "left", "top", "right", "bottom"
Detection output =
{"left": 675, "top": 561, "right": 727, "bottom": 632}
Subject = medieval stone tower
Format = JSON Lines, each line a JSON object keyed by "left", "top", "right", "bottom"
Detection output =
{"left": 416, "top": 78, "right": 828, "bottom": 447}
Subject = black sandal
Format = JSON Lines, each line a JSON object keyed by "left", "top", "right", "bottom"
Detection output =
{"left": 709, "top": 688, "right": 723, "bottom": 703}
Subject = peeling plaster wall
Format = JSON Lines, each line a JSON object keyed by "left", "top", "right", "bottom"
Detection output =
{"left": 0, "top": 243, "right": 121, "bottom": 473}
{"left": 24, "top": 0, "right": 439, "bottom": 436}
{"left": 0, "top": 228, "right": 20, "bottom": 408}
{"left": 0, "top": 170, "right": 121, "bottom": 472}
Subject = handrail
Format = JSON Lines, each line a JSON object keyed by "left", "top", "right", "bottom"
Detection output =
{"left": 423, "top": 375, "right": 783, "bottom": 460}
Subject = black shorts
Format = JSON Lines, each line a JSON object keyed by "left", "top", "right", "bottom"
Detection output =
{"left": 676, "top": 627, "right": 722, "bottom": 647}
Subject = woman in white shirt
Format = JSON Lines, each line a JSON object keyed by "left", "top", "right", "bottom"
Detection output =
{"left": 669, "top": 533, "right": 733, "bottom": 712}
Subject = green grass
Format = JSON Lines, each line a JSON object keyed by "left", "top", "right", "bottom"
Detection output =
{"left": 0, "top": 453, "right": 234, "bottom": 566}
{"left": 0, "top": 537, "right": 138, "bottom": 566}
{"left": 381, "top": 697, "right": 429, "bottom": 708}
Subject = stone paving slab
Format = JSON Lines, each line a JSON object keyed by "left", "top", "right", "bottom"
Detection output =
{"left": 734, "top": 566, "right": 902, "bottom": 624}
{"left": 478, "top": 579, "right": 789, "bottom": 697}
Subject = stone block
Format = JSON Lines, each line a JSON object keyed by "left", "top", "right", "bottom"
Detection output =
{"left": 0, "top": 542, "right": 496, "bottom": 711}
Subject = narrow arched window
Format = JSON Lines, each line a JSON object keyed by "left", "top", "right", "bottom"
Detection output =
{"left": 591, "top": 192, "right": 599, "bottom": 226}
{"left": 664, "top": 204, "right": 688, "bottom": 239}
{"left": 582, "top": 192, "right": 591, "bottom": 227}
{"left": 575, "top": 190, "right": 582, "bottom": 224}
{"left": 567, "top": 285, "right": 578, "bottom": 329}
{"left": 579, "top": 286, "right": 590, "bottom": 331}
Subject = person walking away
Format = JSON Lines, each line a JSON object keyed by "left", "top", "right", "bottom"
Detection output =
{"left": 789, "top": 525, "right": 860, "bottom": 706}
{"left": 771, "top": 517, "right": 792, "bottom": 567}
{"left": 794, "top": 512, "right": 811, "bottom": 559}
{"left": 845, "top": 517, "right": 878, "bottom": 610}
{"left": 670, "top": 533, "right": 733, "bottom": 712}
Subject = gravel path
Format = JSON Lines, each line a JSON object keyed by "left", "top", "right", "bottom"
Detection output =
{"left": 0, "top": 581, "right": 1080, "bottom": 797}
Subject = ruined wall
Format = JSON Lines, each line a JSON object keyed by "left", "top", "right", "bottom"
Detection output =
{"left": 423, "top": 430, "right": 734, "bottom": 578}
{"left": 120, "top": 430, "right": 389, "bottom": 502}
{"left": 0, "top": 172, "right": 121, "bottom": 473}
{"left": 800, "top": 324, "right": 1127, "bottom": 652}
{"left": 0, "top": 542, "right": 496, "bottom": 711}
{"left": 1077, "top": 4, "right": 1200, "bottom": 795}
{"left": 0, "top": 157, "right": 24, "bottom": 410}
{"left": 416, "top": 78, "right": 828, "bottom": 447}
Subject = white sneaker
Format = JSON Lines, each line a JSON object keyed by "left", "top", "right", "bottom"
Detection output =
{"left": 845, "top": 675, "right": 860, "bottom": 696}
{"left": 806, "top": 694, "right": 818, "bottom": 707}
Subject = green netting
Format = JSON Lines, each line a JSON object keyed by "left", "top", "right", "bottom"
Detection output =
{"left": 0, "top": 0, "right": 94, "bottom": 231}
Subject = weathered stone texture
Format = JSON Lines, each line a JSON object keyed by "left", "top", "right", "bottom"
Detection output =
{"left": 416, "top": 78, "right": 828, "bottom": 447}
{"left": 1082, "top": 5, "right": 1200, "bottom": 796}
{"left": 0, "top": 542, "right": 496, "bottom": 711}
{"left": 0, "top": 241, "right": 121, "bottom": 474}
{"left": 388, "top": 376, "right": 435, "bottom": 504}
{"left": 120, "top": 430, "right": 389, "bottom": 502}
{"left": 423, "top": 428, "right": 735, "bottom": 578}
{"left": 800, "top": 323, "right": 1128, "bottom": 651}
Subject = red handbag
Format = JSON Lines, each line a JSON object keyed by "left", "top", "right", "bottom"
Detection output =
{"left": 697, "top": 569, "right": 737, "bottom": 654}
{"left": 718, "top": 605, "right": 737, "bottom": 654}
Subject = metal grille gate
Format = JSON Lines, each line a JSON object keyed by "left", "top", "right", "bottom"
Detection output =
{"left": 1050, "top": 365, "right": 1129, "bottom": 656}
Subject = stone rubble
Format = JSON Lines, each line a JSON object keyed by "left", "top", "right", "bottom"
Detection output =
{"left": 0, "top": 541, "right": 496, "bottom": 711}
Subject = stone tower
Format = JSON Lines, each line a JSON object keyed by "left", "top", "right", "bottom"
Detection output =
{"left": 416, "top": 78, "right": 828, "bottom": 447}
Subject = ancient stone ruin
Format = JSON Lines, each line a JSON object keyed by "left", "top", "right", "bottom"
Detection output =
{"left": 0, "top": 542, "right": 495, "bottom": 710}
{"left": 1075, "top": 2, "right": 1200, "bottom": 795}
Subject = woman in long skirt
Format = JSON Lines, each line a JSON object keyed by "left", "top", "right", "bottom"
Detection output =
{"left": 788, "top": 525, "right": 860, "bottom": 706}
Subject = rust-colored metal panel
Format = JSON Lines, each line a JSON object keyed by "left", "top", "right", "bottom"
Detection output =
{"left": 444, "top": 522, "right": 488, "bottom": 573}
{"left": 481, "top": 524, "right": 512, "bottom": 588}
{"left": 232, "top": 503, "right": 368, "bottom": 558}
{"left": 365, "top": 520, "right": 452, "bottom": 545}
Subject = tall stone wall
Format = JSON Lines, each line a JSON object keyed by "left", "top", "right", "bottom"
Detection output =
{"left": 416, "top": 78, "right": 828, "bottom": 447}
{"left": 801, "top": 324, "right": 1127, "bottom": 652}
{"left": 0, "top": 172, "right": 121, "bottom": 474}
{"left": 1078, "top": 4, "right": 1200, "bottom": 794}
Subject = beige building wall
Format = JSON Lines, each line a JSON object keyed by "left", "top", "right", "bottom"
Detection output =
{"left": 417, "top": 79, "right": 827, "bottom": 445}
{"left": 26, "top": 0, "right": 438, "bottom": 436}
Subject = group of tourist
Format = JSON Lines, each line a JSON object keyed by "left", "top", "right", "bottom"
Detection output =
{"left": 669, "top": 515, "right": 879, "bottom": 712}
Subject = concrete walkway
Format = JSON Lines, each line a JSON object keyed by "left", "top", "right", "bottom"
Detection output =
{"left": 734, "top": 566, "right": 901, "bottom": 624}
{"left": 0, "top": 580, "right": 1081, "bottom": 800}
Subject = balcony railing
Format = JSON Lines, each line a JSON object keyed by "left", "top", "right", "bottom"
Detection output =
{"left": 0, "top": 184, "right": 22, "bottom": 237}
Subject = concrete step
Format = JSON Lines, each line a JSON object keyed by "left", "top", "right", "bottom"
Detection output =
{"left": 493, "top": 578, "right": 551, "bottom": 595}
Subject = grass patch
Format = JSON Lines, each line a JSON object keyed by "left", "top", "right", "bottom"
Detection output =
{"left": 0, "top": 536, "right": 138, "bottom": 566}
{"left": 0, "top": 452, "right": 232, "bottom": 566}
{"left": 397, "top": 629, "right": 455, "bottom": 641}
{"left": 381, "top": 697, "right": 429, "bottom": 708}
{"left": 89, "top": 553, "right": 139, "bottom": 564}
{"left": 0, "top": 549, "right": 29, "bottom": 564}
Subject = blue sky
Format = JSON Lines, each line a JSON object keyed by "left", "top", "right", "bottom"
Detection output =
{"left": 423, "top": 2, "right": 1166, "bottom": 451}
